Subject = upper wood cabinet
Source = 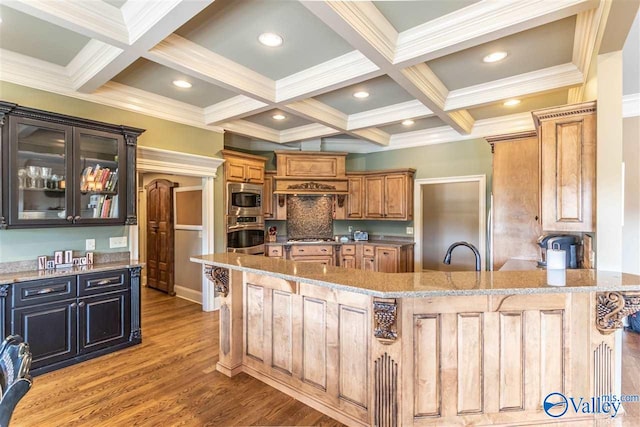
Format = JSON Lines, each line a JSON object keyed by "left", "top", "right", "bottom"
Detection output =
{"left": 346, "top": 175, "right": 363, "bottom": 219}
{"left": 487, "top": 131, "right": 542, "bottom": 270}
{"left": 0, "top": 102, "right": 143, "bottom": 229}
{"left": 532, "top": 101, "right": 596, "bottom": 232}
{"left": 363, "top": 170, "right": 415, "bottom": 220}
{"left": 222, "top": 150, "right": 266, "bottom": 184}
{"left": 263, "top": 170, "right": 274, "bottom": 219}
{"left": 275, "top": 151, "right": 346, "bottom": 178}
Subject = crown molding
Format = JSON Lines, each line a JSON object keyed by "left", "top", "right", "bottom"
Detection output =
{"left": 204, "top": 96, "right": 270, "bottom": 125}
{"left": 280, "top": 124, "right": 340, "bottom": 143}
{"left": 276, "top": 50, "right": 381, "bottom": 102}
{"left": 5, "top": 0, "right": 129, "bottom": 48}
{"left": 0, "top": 49, "right": 73, "bottom": 92}
{"left": 351, "top": 127, "right": 390, "bottom": 146}
{"left": 572, "top": 5, "right": 603, "bottom": 75}
{"left": 385, "top": 112, "right": 534, "bottom": 151}
{"left": 122, "top": 0, "right": 184, "bottom": 44}
{"left": 283, "top": 98, "right": 349, "bottom": 131}
{"left": 445, "top": 63, "right": 584, "bottom": 111}
{"left": 137, "top": 146, "right": 224, "bottom": 178}
{"left": 623, "top": 93, "right": 640, "bottom": 118}
{"left": 222, "top": 120, "right": 281, "bottom": 143}
{"left": 146, "top": 34, "right": 276, "bottom": 103}
{"left": 67, "top": 40, "right": 124, "bottom": 90}
{"left": 347, "top": 100, "right": 432, "bottom": 130}
{"left": 321, "top": 1, "right": 398, "bottom": 64}
{"left": 394, "top": 0, "right": 599, "bottom": 66}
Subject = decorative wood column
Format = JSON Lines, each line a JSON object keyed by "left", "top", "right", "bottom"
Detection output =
{"left": 372, "top": 298, "right": 400, "bottom": 427}
{"left": 204, "top": 266, "right": 243, "bottom": 377}
{"left": 595, "top": 291, "right": 640, "bottom": 334}
{"left": 129, "top": 267, "right": 142, "bottom": 341}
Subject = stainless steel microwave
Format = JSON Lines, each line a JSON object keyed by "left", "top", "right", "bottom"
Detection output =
{"left": 227, "top": 182, "right": 262, "bottom": 216}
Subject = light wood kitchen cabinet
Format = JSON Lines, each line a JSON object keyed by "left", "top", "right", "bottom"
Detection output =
{"left": 263, "top": 171, "right": 274, "bottom": 219}
{"left": 222, "top": 150, "right": 266, "bottom": 184}
{"left": 363, "top": 170, "right": 415, "bottom": 220}
{"left": 275, "top": 151, "right": 346, "bottom": 178}
{"left": 338, "top": 244, "right": 357, "bottom": 268}
{"left": 532, "top": 101, "right": 596, "bottom": 232}
{"left": 347, "top": 175, "right": 364, "bottom": 219}
{"left": 266, "top": 244, "right": 284, "bottom": 259}
{"left": 375, "top": 246, "right": 399, "bottom": 273}
{"left": 362, "top": 256, "right": 375, "bottom": 271}
{"left": 289, "top": 244, "right": 335, "bottom": 266}
{"left": 487, "top": 131, "right": 542, "bottom": 270}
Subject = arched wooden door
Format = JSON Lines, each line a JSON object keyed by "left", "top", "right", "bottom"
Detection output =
{"left": 146, "top": 179, "right": 177, "bottom": 295}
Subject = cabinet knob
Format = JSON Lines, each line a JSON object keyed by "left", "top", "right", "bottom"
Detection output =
{"left": 78, "top": 301, "right": 85, "bottom": 307}
{"left": 66, "top": 216, "right": 74, "bottom": 222}
{"left": 70, "top": 302, "right": 77, "bottom": 308}
{"left": 535, "top": 215, "right": 539, "bottom": 221}
{"left": 74, "top": 215, "right": 81, "bottom": 221}
{"left": 383, "top": 252, "right": 389, "bottom": 255}
{"left": 299, "top": 249, "right": 304, "bottom": 252}
{"left": 321, "top": 249, "right": 327, "bottom": 252}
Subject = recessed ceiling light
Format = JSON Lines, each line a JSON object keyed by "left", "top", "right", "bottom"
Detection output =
{"left": 272, "top": 114, "right": 286, "bottom": 120}
{"left": 353, "top": 91, "right": 369, "bottom": 99}
{"left": 402, "top": 119, "right": 415, "bottom": 126}
{"left": 483, "top": 51, "right": 508, "bottom": 63}
{"left": 503, "top": 99, "right": 521, "bottom": 107}
{"left": 173, "top": 80, "right": 192, "bottom": 88}
{"left": 259, "top": 32, "right": 283, "bottom": 47}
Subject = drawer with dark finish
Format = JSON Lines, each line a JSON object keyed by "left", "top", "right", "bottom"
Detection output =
{"left": 13, "top": 277, "right": 77, "bottom": 308}
{"left": 290, "top": 245, "right": 333, "bottom": 256}
{"left": 79, "top": 269, "right": 129, "bottom": 296}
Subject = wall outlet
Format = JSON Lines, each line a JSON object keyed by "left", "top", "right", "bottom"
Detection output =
{"left": 406, "top": 227, "right": 414, "bottom": 235}
{"left": 348, "top": 226, "right": 353, "bottom": 233}
{"left": 109, "top": 236, "right": 128, "bottom": 248}
{"left": 85, "top": 239, "right": 96, "bottom": 250}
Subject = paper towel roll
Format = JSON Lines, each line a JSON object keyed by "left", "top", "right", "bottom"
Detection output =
{"left": 547, "top": 268, "right": 566, "bottom": 286}
{"left": 547, "top": 249, "right": 566, "bottom": 270}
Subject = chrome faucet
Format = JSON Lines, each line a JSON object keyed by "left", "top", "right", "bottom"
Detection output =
{"left": 443, "top": 241, "right": 482, "bottom": 271}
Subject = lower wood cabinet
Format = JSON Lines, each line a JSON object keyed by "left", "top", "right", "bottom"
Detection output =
{"left": 3, "top": 267, "right": 141, "bottom": 375}
{"left": 375, "top": 246, "right": 399, "bottom": 273}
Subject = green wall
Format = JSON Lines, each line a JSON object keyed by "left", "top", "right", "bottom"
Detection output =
{"left": 0, "top": 82, "right": 226, "bottom": 262}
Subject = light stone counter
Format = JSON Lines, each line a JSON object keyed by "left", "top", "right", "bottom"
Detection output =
{"left": 0, "top": 260, "right": 144, "bottom": 285}
{"left": 191, "top": 253, "right": 640, "bottom": 298}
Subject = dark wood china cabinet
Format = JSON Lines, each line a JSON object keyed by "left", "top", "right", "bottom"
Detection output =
{"left": 0, "top": 101, "right": 144, "bottom": 229}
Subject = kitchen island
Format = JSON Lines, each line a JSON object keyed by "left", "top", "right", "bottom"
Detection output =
{"left": 191, "top": 253, "right": 640, "bottom": 426}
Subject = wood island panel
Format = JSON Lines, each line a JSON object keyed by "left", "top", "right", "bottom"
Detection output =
{"left": 196, "top": 258, "right": 639, "bottom": 427}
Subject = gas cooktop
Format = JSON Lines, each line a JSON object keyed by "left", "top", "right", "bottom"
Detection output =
{"left": 286, "top": 238, "right": 334, "bottom": 244}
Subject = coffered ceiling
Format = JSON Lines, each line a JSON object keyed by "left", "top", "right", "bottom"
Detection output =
{"left": 0, "top": 0, "right": 637, "bottom": 153}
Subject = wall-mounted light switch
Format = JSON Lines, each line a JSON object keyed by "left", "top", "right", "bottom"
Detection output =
{"left": 406, "top": 227, "right": 414, "bottom": 234}
{"left": 85, "top": 239, "right": 96, "bottom": 250}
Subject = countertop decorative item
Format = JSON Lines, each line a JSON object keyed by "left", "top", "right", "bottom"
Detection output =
{"left": 267, "top": 226, "right": 277, "bottom": 243}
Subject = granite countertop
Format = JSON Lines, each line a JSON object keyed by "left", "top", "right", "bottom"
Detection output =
{"left": 499, "top": 259, "right": 540, "bottom": 271}
{"left": 0, "top": 261, "right": 144, "bottom": 285}
{"left": 264, "top": 239, "right": 414, "bottom": 247}
{"left": 191, "top": 253, "right": 640, "bottom": 298}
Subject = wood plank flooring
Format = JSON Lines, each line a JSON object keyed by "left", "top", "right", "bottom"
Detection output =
{"left": 12, "top": 287, "right": 343, "bottom": 427}
{"left": 10, "top": 288, "right": 640, "bottom": 426}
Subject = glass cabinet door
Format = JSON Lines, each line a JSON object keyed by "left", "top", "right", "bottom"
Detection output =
{"left": 9, "top": 117, "right": 73, "bottom": 225}
{"left": 74, "top": 128, "right": 125, "bottom": 224}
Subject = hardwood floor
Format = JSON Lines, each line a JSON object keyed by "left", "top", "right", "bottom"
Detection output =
{"left": 12, "top": 287, "right": 343, "bottom": 427}
{"left": 11, "top": 288, "right": 640, "bottom": 426}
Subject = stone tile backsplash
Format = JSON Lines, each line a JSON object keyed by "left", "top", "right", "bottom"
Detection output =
{"left": 287, "top": 196, "right": 333, "bottom": 240}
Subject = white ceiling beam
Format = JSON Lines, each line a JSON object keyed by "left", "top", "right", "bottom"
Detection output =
{"left": 301, "top": 0, "right": 475, "bottom": 134}
{"left": 204, "top": 96, "right": 271, "bottom": 126}
{"left": 74, "top": 0, "right": 215, "bottom": 93}
{"left": 445, "top": 63, "right": 584, "bottom": 111}
{"left": 347, "top": 100, "right": 432, "bottom": 131}
{"left": 3, "top": 0, "right": 129, "bottom": 47}
{"left": 222, "top": 120, "right": 281, "bottom": 143}
{"left": 0, "top": 48, "right": 73, "bottom": 92}
{"left": 282, "top": 98, "right": 388, "bottom": 145}
{"left": 351, "top": 128, "right": 390, "bottom": 146}
{"left": 275, "top": 50, "right": 382, "bottom": 103}
{"left": 394, "top": 0, "right": 600, "bottom": 67}
{"left": 280, "top": 124, "right": 342, "bottom": 143}
{"left": 146, "top": 34, "right": 276, "bottom": 103}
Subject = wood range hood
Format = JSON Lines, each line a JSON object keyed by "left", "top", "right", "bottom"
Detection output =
{"left": 272, "top": 151, "right": 349, "bottom": 195}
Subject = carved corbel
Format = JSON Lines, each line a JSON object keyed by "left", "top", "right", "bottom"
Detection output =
{"left": 596, "top": 291, "right": 640, "bottom": 334}
{"left": 278, "top": 194, "right": 286, "bottom": 208}
{"left": 373, "top": 299, "right": 398, "bottom": 343}
{"left": 205, "top": 266, "right": 229, "bottom": 297}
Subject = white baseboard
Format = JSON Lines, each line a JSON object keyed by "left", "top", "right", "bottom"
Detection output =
{"left": 174, "top": 284, "right": 202, "bottom": 305}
